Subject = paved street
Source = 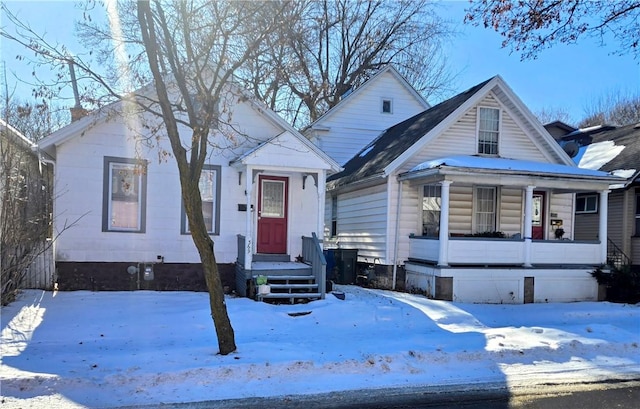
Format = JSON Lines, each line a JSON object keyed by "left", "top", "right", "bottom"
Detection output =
{"left": 113, "top": 380, "right": 640, "bottom": 409}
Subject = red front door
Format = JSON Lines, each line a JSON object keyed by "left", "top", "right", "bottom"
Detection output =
{"left": 532, "top": 191, "right": 545, "bottom": 240}
{"left": 257, "top": 175, "right": 288, "bottom": 254}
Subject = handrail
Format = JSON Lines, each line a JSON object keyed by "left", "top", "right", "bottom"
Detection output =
{"left": 607, "top": 237, "right": 631, "bottom": 269}
{"left": 301, "top": 232, "right": 327, "bottom": 299}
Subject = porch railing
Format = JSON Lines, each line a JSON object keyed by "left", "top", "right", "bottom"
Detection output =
{"left": 302, "top": 233, "right": 326, "bottom": 298}
{"left": 237, "top": 234, "right": 246, "bottom": 267}
{"left": 409, "top": 235, "right": 603, "bottom": 266}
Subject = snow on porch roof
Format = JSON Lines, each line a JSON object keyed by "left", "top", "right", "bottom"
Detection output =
{"left": 403, "top": 155, "right": 621, "bottom": 180}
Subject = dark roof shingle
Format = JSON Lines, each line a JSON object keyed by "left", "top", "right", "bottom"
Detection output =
{"left": 327, "top": 77, "right": 494, "bottom": 188}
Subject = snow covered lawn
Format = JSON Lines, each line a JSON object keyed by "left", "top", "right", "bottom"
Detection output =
{"left": 1, "top": 287, "right": 639, "bottom": 408}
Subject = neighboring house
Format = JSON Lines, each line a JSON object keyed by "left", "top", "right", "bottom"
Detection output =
{"left": 326, "top": 75, "right": 622, "bottom": 304}
{"left": 37, "top": 86, "right": 340, "bottom": 302}
{"left": 551, "top": 122, "right": 640, "bottom": 272}
{"left": 304, "top": 65, "right": 430, "bottom": 166}
{"left": 0, "top": 119, "right": 54, "bottom": 294}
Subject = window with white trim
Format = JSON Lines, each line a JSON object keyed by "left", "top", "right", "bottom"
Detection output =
{"left": 181, "top": 165, "right": 221, "bottom": 235}
{"left": 381, "top": 98, "right": 393, "bottom": 114}
{"left": 422, "top": 184, "right": 441, "bottom": 237}
{"left": 474, "top": 186, "right": 496, "bottom": 233}
{"left": 576, "top": 193, "right": 598, "bottom": 214}
{"left": 103, "top": 157, "right": 147, "bottom": 232}
{"left": 478, "top": 107, "right": 500, "bottom": 155}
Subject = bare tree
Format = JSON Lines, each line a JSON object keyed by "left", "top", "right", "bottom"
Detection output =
{"left": 535, "top": 105, "right": 574, "bottom": 126}
{"left": 1, "top": 0, "right": 291, "bottom": 355}
{"left": 579, "top": 90, "right": 640, "bottom": 127}
{"left": 0, "top": 118, "right": 51, "bottom": 305}
{"left": 242, "top": 0, "right": 455, "bottom": 127}
{"left": 464, "top": 0, "right": 640, "bottom": 60}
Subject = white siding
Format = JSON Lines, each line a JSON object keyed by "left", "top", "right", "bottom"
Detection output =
{"left": 52, "top": 97, "right": 322, "bottom": 265}
{"left": 499, "top": 187, "right": 523, "bottom": 236}
{"left": 335, "top": 183, "right": 388, "bottom": 261}
{"left": 387, "top": 180, "right": 420, "bottom": 265}
{"left": 449, "top": 185, "right": 473, "bottom": 234}
{"left": 311, "top": 70, "right": 427, "bottom": 165}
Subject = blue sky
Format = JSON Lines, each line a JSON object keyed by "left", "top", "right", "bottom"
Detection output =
{"left": 2, "top": 1, "right": 639, "bottom": 126}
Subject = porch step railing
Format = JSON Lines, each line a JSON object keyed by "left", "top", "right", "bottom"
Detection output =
{"left": 607, "top": 238, "right": 631, "bottom": 270}
{"left": 301, "top": 232, "right": 327, "bottom": 299}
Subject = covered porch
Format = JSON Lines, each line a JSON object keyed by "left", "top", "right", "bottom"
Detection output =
{"left": 229, "top": 131, "right": 340, "bottom": 302}
{"left": 397, "top": 156, "right": 622, "bottom": 303}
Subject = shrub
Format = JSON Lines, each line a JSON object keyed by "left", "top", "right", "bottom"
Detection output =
{"left": 591, "top": 266, "right": 640, "bottom": 303}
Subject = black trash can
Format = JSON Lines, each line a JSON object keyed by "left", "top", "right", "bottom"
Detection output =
{"left": 330, "top": 248, "right": 358, "bottom": 284}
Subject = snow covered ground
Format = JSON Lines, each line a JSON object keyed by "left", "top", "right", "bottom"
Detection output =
{"left": 1, "top": 287, "right": 639, "bottom": 408}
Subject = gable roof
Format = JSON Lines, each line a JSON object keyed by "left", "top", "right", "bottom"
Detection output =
{"left": 307, "top": 65, "right": 430, "bottom": 130}
{"left": 230, "top": 130, "right": 341, "bottom": 172}
{"left": 574, "top": 122, "right": 640, "bottom": 187}
{"left": 37, "top": 81, "right": 327, "bottom": 165}
{"left": 327, "top": 75, "right": 575, "bottom": 189}
{"left": 1, "top": 118, "right": 36, "bottom": 152}
{"left": 327, "top": 77, "right": 493, "bottom": 187}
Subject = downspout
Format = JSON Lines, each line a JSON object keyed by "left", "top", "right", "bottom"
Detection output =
{"left": 392, "top": 178, "right": 403, "bottom": 290}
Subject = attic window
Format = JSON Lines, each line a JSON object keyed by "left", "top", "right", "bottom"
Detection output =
{"left": 381, "top": 98, "right": 393, "bottom": 114}
{"left": 478, "top": 107, "right": 500, "bottom": 155}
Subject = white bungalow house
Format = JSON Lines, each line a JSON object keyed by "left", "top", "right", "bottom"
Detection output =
{"left": 325, "top": 75, "right": 622, "bottom": 303}
{"left": 37, "top": 86, "right": 340, "bottom": 302}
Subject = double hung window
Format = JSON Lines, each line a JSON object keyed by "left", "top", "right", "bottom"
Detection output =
{"left": 478, "top": 107, "right": 500, "bottom": 155}
{"left": 474, "top": 186, "right": 496, "bottom": 233}
{"left": 103, "top": 157, "right": 147, "bottom": 232}
{"left": 181, "top": 165, "right": 221, "bottom": 235}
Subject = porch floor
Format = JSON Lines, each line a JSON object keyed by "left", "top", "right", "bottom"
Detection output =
{"left": 251, "top": 261, "right": 310, "bottom": 272}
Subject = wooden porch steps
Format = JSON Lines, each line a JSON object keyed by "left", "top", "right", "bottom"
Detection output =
{"left": 257, "top": 274, "right": 321, "bottom": 304}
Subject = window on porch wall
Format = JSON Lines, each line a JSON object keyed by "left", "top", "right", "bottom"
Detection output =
{"left": 422, "top": 184, "right": 441, "bottom": 237}
{"left": 474, "top": 186, "right": 496, "bottom": 233}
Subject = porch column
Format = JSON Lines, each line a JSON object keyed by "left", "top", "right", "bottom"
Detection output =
{"left": 523, "top": 185, "right": 535, "bottom": 267}
{"left": 437, "top": 180, "right": 452, "bottom": 266}
{"left": 599, "top": 189, "right": 609, "bottom": 264}
{"left": 317, "top": 171, "right": 326, "bottom": 242}
{"left": 244, "top": 166, "right": 254, "bottom": 270}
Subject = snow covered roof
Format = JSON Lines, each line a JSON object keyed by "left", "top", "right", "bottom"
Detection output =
{"left": 571, "top": 122, "right": 640, "bottom": 188}
{"left": 403, "top": 155, "right": 620, "bottom": 180}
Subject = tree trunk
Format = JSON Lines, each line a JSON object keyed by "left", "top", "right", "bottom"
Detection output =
{"left": 184, "top": 178, "right": 236, "bottom": 355}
